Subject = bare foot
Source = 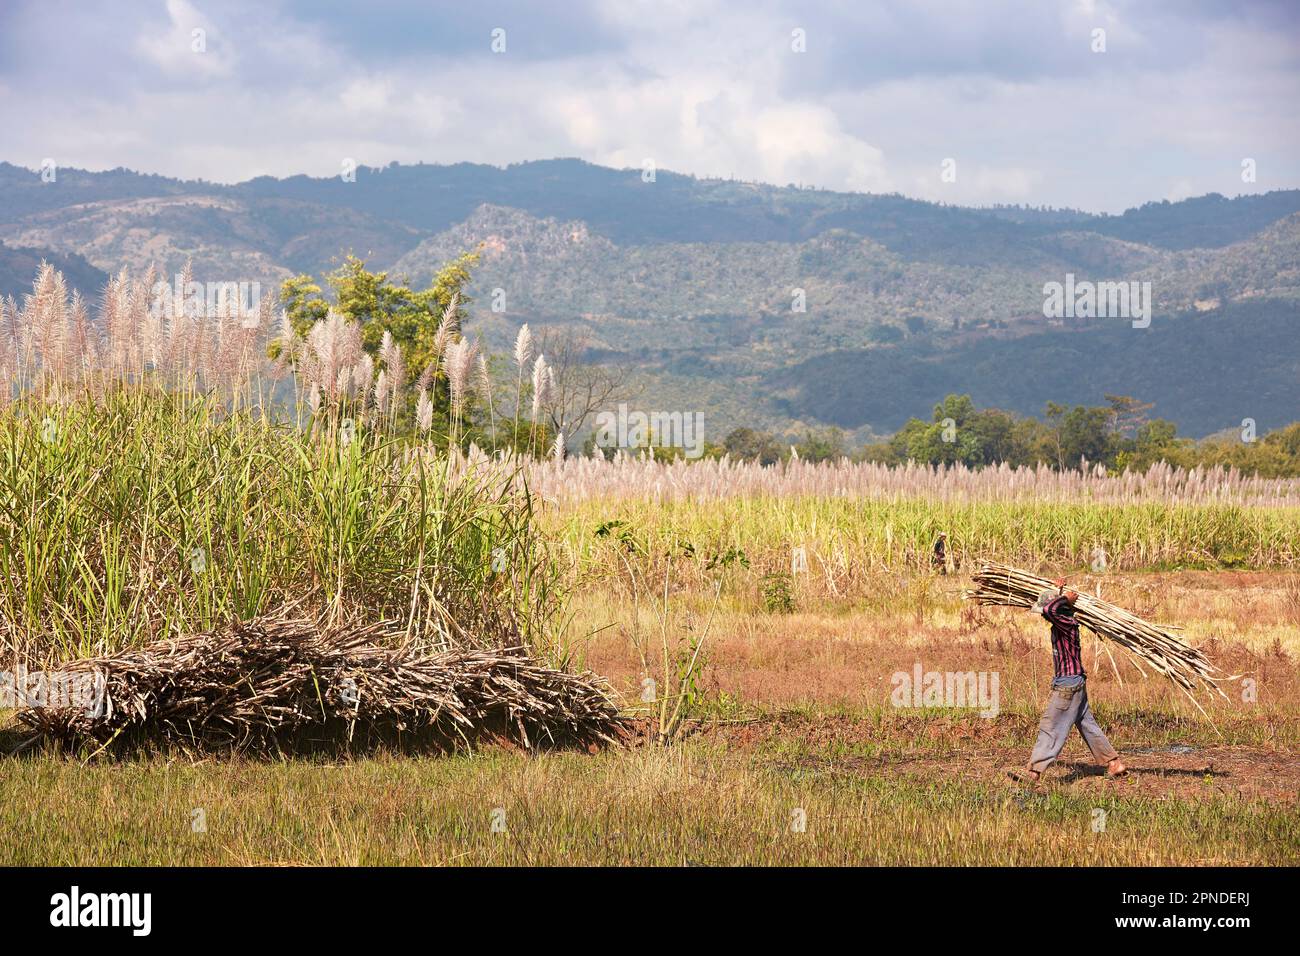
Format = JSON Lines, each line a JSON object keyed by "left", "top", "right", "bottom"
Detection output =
{"left": 1007, "top": 766, "right": 1042, "bottom": 784}
{"left": 1106, "top": 758, "right": 1127, "bottom": 777}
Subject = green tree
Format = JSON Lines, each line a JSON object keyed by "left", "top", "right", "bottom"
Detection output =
{"left": 1104, "top": 394, "right": 1155, "bottom": 441}
{"left": 275, "top": 276, "right": 329, "bottom": 351}
{"left": 1118, "top": 418, "right": 1185, "bottom": 470}
{"left": 1264, "top": 421, "right": 1300, "bottom": 460}
{"left": 1062, "top": 405, "right": 1114, "bottom": 467}
{"left": 275, "top": 253, "right": 482, "bottom": 443}
{"left": 894, "top": 395, "right": 986, "bottom": 467}
{"left": 277, "top": 252, "right": 479, "bottom": 389}
{"left": 864, "top": 393, "right": 1300, "bottom": 477}
{"left": 794, "top": 427, "right": 847, "bottom": 463}
{"left": 723, "top": 427, "right": 784, "bottom": 465}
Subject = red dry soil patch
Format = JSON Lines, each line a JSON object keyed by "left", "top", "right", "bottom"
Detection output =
{"left": 686, "top": 713, "right": 1300, "bottom": 805}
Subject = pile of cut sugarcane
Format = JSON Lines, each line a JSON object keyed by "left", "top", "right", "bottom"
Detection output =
{"left": 966, "top": 563, "right": 1237, "bottom": 711}
{"left": 16, "top": 611, "right": 630, "bottom": 754}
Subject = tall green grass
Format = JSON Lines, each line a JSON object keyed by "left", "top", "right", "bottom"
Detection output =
{"left": 546, "top": 495, "right": 1300, "bottom": 596}
{"left": 0, "top": 387, "right": 560, "bottom": 664}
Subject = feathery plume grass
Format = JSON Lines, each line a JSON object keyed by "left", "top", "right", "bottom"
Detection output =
{"left": 352, "top": 352, "right": 374, "bottom": 401}
{"left": 416, "top": 388, "right": 434, "bottom": 433}
{"left": 478, "top": 352, "right": 497, "bottom": 448}
{"left": 513, "top": 323, "right": 532, "bottom": 371}
{"left": 432, "top": 293, "right": 460, "bottom": 365}
{"left": 511, "top": 323, "right": 533, "bottom": 457}
{"left": 530, "top": 353, "right": 548, "bottom": 423}
{"left": 445, "top": 339, "right": 478, "bottom": 412}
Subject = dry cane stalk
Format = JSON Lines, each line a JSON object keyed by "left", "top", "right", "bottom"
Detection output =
{"left": 965, "top": 563, "right": 1239, "bottom": 723}
{"left": 17, "top": 610, "right": 630, "bottom": 753}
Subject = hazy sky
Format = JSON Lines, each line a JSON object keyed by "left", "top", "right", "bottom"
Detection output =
{"left": 1, "top": 0, "right": 1297, "bottom": 212}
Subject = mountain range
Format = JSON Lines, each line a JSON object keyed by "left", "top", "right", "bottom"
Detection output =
{"left": 2, "top": 158, "right": 1297, "bottom": 440}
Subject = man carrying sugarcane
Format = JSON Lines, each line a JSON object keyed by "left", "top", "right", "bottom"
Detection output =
{"left": 1017, "top": 578, "right": 1126, "bottom": 782}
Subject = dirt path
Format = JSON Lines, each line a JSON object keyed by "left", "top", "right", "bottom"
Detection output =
{"left": 691, "top": 713, "right": 1299, "bottom": 805}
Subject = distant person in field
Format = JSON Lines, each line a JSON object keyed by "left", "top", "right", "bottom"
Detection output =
{"left": 932, "top": 532, "right": 948, "bottom": 574}
{"left": 1016, "top": 578, "right": 1126, "bottom": 782}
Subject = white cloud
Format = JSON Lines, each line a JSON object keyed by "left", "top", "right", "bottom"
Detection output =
{"left": 339, "top": 78, "right": 393, "bottom": 115}
{"left": 135, "top": 0, "right": 232, "bottom": 77}
{"left": 0, "top": 0, "right": 1295, "bottom": 212}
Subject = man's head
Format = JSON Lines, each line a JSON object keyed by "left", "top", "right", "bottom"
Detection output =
{"left": 1033, "top": 584, "right": 1078, "bottom": 612}
{"left": 1050, "top": 577, "right": 1079, "bottom": 603}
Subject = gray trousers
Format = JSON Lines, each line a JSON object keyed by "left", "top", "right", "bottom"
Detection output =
{"left": 1028, "top": 677, "right": 1118, "bottom": 772}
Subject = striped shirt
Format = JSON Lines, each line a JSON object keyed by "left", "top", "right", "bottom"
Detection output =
{"left": 1041, "top": 595, "right": 1086, "bottom": 679}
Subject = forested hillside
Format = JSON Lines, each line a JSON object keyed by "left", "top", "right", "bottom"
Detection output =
{"left": 2, "top": 158, "right": 1296, "bottom": 439}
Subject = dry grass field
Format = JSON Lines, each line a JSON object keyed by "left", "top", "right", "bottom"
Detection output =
{"left": 3, "top": 568, "right": 1296, "bottom": 866}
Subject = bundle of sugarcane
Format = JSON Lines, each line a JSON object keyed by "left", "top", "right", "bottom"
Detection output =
{"left": 966, "top": 563, "right": 1236, "bottom": 710}
{"left": 17, "top": 612, "right": 630, "bottom": 753}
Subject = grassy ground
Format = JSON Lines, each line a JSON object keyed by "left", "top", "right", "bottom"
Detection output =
{"left": 575, "top": 570, "right": 1300, "bottom": 729}
{"left": 3, "top": 570, "right": 1296, "bottom": 866}
{"left": 1, "top": 715, "right": 1293, "bottom": 866}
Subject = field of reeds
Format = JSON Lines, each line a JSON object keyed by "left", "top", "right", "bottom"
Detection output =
{"left": 0, "top": 264, "right": 1296, "bottom": 867}
{"left": 515, "top": 434, "right": 1300, "bottom": 591}
{"left": 540, "top": 492, "right": 1300, "bottom": 590}
{"left": 0, "top": 388, "right": 563, "bottom": 664}
{"left": 520, "top": 452, "right": 1300, "bottom": 506}
{"left": 0, "top": 264, "right": 570, "bottom": 667}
